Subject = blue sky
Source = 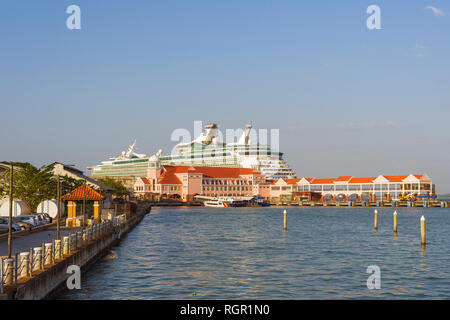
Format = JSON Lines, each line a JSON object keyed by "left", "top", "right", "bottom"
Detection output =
{"left": 1, "top": 1, "right": 449, "bottom": 192}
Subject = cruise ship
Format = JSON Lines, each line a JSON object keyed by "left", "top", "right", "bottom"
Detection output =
{"left": 87, "top": 123, "right": 297, "bottom": 183}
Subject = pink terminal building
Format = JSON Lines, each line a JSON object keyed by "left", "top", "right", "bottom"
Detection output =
{"left": 134, "top": 156, "right": 271, "bottom": 201}
{"left": 134, "top": 156, "right": 434, "bottom": 202}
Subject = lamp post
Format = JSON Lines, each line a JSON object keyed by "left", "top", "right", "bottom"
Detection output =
{"left": 0, "top": 163, "right": 15, "bottom": 259}
{"left": 57, "top": 175, "right": 61, "bottom": 239}
{"left": 83, "top": 179, "right": 87, "bottom": 227}
{"left": 8, "top": 164, "right": 13, "bottom": 258}
{"left": 99, "top": 186, "right": 102, "bottom": 223}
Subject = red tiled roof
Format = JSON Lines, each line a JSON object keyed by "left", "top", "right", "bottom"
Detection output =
{"left": 271, "top": 179, "right": 300, "bottom": 185}
{"left": 335, "top": 176, "right": 353, "bottom": 182}
{"left": 163, "top": 166, "right": 260, "bottom": 178}
{"left": 382, "top": 175, "right": 408, "bottom": 182}
{"left": 61, "top": 185, "right": 104, "bottom": 200}
{"left": 157, "top": 174, "right": 182, "bottom": 185}
{"left": 137, "top": 177, "right": 150, "bottom": 185}
{"left": 311, "top": 178, "right": 336, "bottom": 184}
{"left": 349, "top": 177, "right": 376, "bottom": 184}
{"left": 273, "top": 174, "right": 427, "bottom": 186}
{"left": 155, "top": 165, "right": 262, "bottom": 185}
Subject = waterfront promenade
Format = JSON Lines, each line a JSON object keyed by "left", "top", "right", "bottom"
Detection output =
{"left": 0, "top": 226, "right": 80, "bottom": 258}
{"left": 57, "top": 206, "right": 450, "bottom": 300}
{"left": 0, "top": 205, "right": 150, "bottom": 300}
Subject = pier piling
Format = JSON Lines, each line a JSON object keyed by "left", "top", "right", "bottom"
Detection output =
{"left": 374, "top": 209, "right": 378, "bottom": 231}
{"left": 54, "top": 240, "right": 62, "bottom": 260}
{"left": 63, "top": 236, "right": 69, "bottom": 255}
{"left": 3, "top": 258, "right": 14, "bottom": 286}
{"left": 393, "top": 211, "right": 397, "bottom": 233}
{"left": 33, "top": 247, "right": 42, "bottom": 272}
{"left": 44, "top": 243, "right": 53, "bottom": 266}
{"left": 283, "top": 209, "right": 287, "bottom": 231}
{"left": 19, "top": 252, "right": 29, "bottom": 279}
{"left": 421, "top": 216, "right": 426, "bottom": 246}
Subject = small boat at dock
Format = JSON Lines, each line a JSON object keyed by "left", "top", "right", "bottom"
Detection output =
{"left": 203, "top": 199, "right": 233, "bottom": 207}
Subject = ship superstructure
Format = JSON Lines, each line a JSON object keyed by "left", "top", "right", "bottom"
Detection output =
{"left": 88, "top": 123, "right": 297, "bottom": 182}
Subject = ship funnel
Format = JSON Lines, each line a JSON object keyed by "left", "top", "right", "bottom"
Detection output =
{"left": 204, "top": 123, "right": 219, "bottom": 145}
{"left": 238, "top": 124, "right": 252, "bottom": 145}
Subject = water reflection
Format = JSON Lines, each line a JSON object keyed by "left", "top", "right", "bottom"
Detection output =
{"left": 55, "top": 207, "right": 450, "bottom": 300}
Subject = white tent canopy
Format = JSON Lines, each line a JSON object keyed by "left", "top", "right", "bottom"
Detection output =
{"left": 0, "top": 200, "right": 31, "bottom": 217}
{"left": 37, "top": 200, "right": 65, "bottom": 219}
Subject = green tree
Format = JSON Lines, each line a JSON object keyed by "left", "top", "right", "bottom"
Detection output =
{"left": 97, "top": 177, "right": 130, "bottom": 200}
{"left": 0, "top": 162, "right": 56, "bottom": 212}
{"left": 59, "top": 175, "right": 85, "bottom": 196}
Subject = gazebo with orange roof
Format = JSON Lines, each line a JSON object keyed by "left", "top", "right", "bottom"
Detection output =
{"left": 62, "top": 184, "right": 105, "bottom": 227}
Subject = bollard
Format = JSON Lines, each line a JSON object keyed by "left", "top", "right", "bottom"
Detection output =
{"left": 283, "top": 209, "right": 287, "bottom": 231}
{"left": 33, "top": 247, "right": 42, "bottom": 271}
{"left": 44, "top": 243, "right": 53, "bottom": 266}
{"left": 421, "top": 216, "right": 426, "bottom": 245}
{"left": 70, "top": 233, "right": 75, "bottom": 252}
{"left": 29, "top": 248, "right": 33, "bottom": 276}
{"left": 3, "top": 258, "right": 14, "bottom": 286}
{"left": 374, "top": 209, "right": 378, "bottom": 231}
{"left": 1, "top": 258, "right": 3, "bottom": 293}
{"left": 393, "top": 211, "right": 397, "bottom": 233}
{"left": 41, "top": 243, "right": 45, "bottom": 270}
{"left": 15, "top": 253, "right": 18, "bottom": 285}
{"left": 55, "top": 240, "right": 62, "bottom": 260}
{"left": 63, "top": 236, "right": 69, "bottom": 255}
{"left": 19, "top": 252, "right": 30, "bottom": 279}
{"left": 77, "top": 231, "right": 83, "bottom": 248}
{"left": 52, "top": 240, "right": 55, "bottom": 264}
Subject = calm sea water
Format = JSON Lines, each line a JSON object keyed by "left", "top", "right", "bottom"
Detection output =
{"left": 56, "top": 206, "right": 450, "bottom": 299}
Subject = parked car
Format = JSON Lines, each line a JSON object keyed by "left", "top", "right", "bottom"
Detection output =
{"left": 41, "top": 213, "right": 52, "bottom": 224}
{"left": 37, "top": 214, "right": 50, "bottom": 225}
{"left": 16, "top": 215, "right": 38, "bottom": 227}
{"left": 0, "top": 218, "right": 22, "bottom": 232}
{"left": 12, "top": 217, "right": 34, "bottom": 230}
{"left": 28, "top": 214, "right": 45, "bottom": 226}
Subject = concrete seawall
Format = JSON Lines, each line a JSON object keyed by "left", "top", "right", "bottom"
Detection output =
{"left": 0, "top": 205, "right": 150, "bottom": 300}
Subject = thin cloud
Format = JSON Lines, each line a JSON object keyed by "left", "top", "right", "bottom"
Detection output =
{"left": 413, "top": 43, "right": 429, "bottom": 58}
{"left": 425, "top": 6, "right": 444, "bottom": 17}
{"left": 286, "top": 121, "right": 404, "bottom": 132}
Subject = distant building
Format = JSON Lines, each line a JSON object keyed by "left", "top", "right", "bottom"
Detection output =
{"left": 270, "top": 174, "right": 435, "bottom": 202}
{"left": 133, "top": 155, "right": 271, "bottom": 201}
{"left": 51, "top": 162, "right": 114, "bottom": 193}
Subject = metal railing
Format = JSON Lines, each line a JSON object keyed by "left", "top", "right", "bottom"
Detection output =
{"left": 0, "top": 220, "right": 115, "bottom": 293}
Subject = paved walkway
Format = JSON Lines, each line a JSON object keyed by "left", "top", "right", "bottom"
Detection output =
{"left": 0, "top": 227, "right": 81, "bottom": 257}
